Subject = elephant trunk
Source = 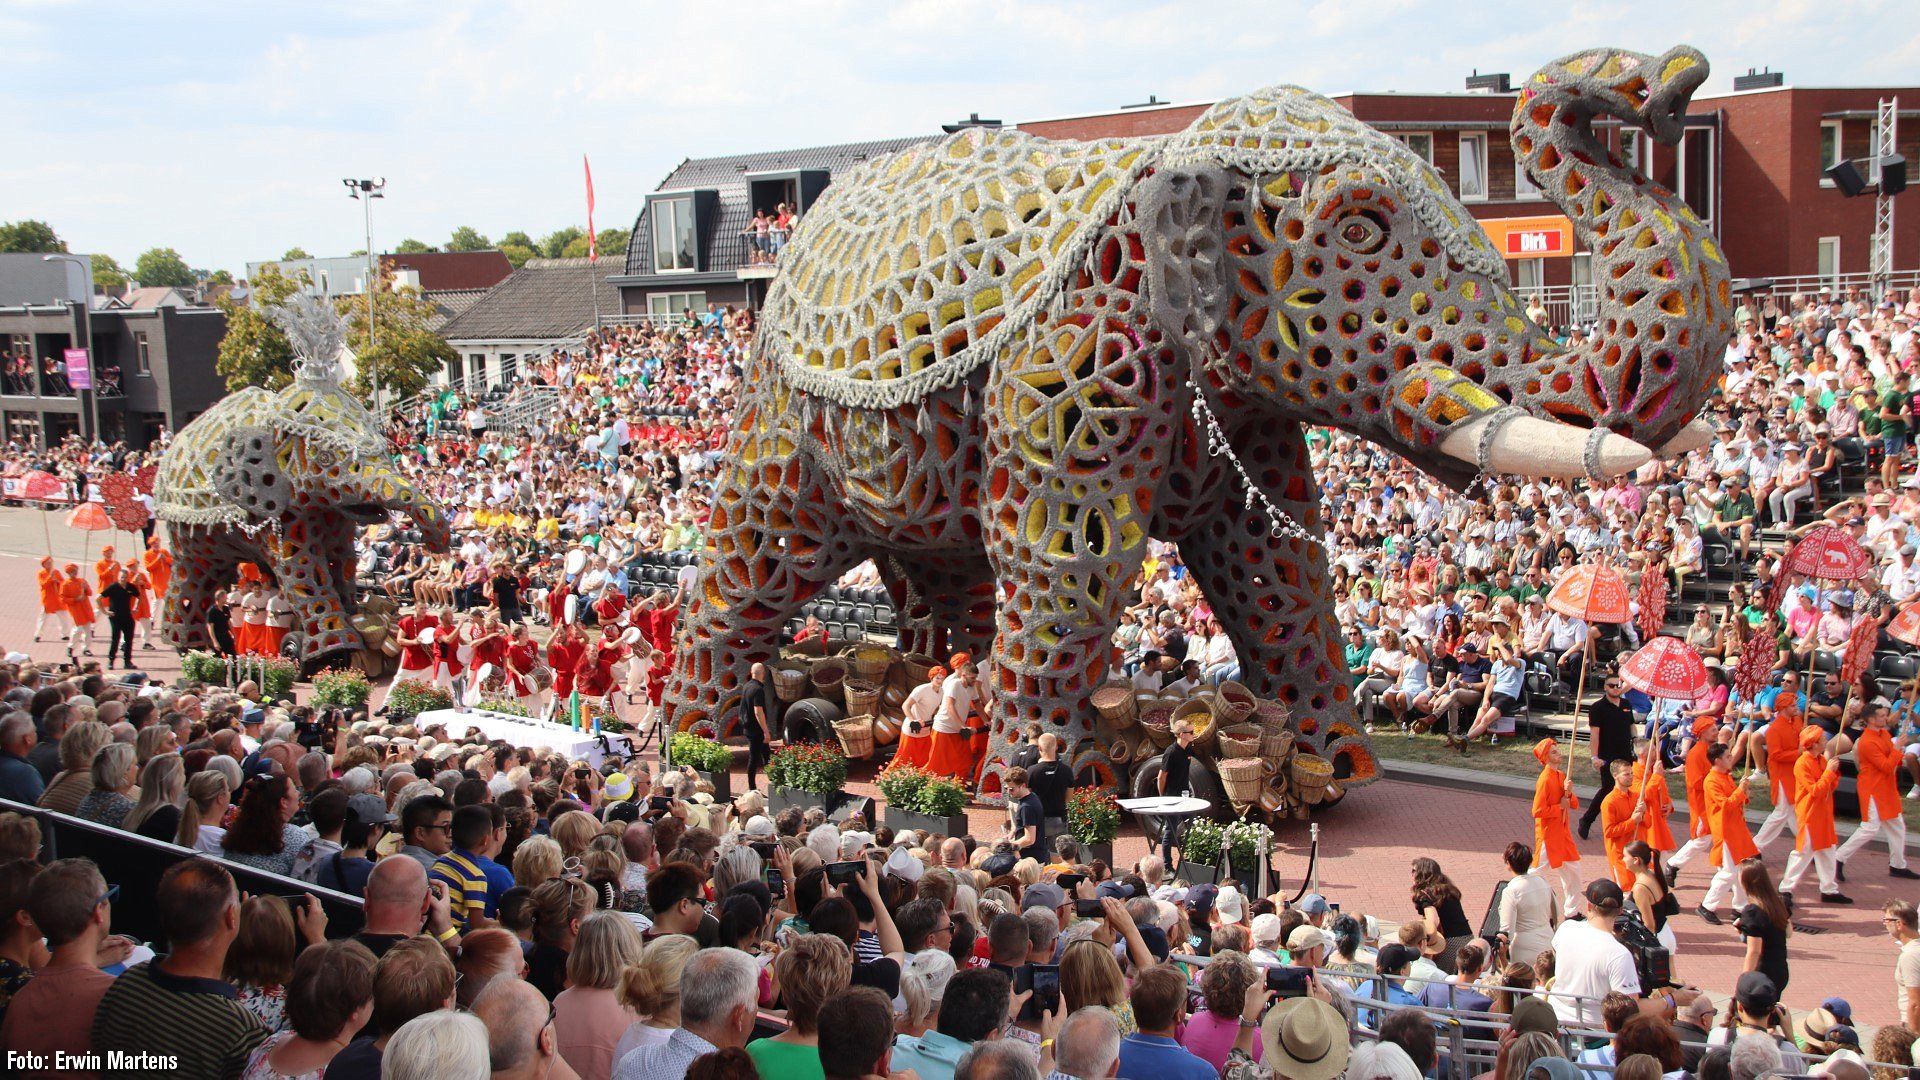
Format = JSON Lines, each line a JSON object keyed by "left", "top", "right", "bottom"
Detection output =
{"left": 1505, "top": 45, "right": 1733, "bottom": 451}
{"left": 329, "top": 462, "right": 450, "bottom": 553}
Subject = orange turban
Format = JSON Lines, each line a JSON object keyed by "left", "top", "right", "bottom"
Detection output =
{"left": 63, "top": 563, "right": 78, "bottom": 574}
{"left": 927, "top": 665, "right": 949, "bottom": 684}
{"left": 39, "top": 557, "right": 51, "bottom": 568}
{"left": 1532, "top": 738, "right": 1557, "bottom": 766}
{"left": 1799, "top": 725, "right": 1827, "bottom": 749}
{"left": 1690, "top": 714, "right": 1719, "bottom": 739}
{"left": 949, "top": 652, "right": 971, "bottom": 668}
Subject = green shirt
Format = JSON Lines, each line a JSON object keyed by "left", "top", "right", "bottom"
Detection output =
{"left": 1881, "top": 390, "right": 1910, "bottom": 438}
{"left": 748, "top": 1036, "right": 827, "bottom": 1080}
{"left": 1345, "top": 642, "right": 1374, "bottom": 685}
{"left": 1714, "top": 493, "right": 1756, "bottom": 524}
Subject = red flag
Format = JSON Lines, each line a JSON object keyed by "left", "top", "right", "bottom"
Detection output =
{"left": 584, "top": 154, "right": 597, "bottom": 263}
{"left": 1635, "top": 558, "right": 1669, "bottom": 641}
{"left": 1841, "top": 604, "right": 1881, "bottom": 685}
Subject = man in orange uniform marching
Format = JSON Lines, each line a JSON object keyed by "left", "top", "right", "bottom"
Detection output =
{"left": 142, "top": 537, "right": 171, "bottom": 602}
{"left": 1835, "top": 703, "right": 1920, "bottom": 880}
{"left": 1780, "top": 725, "right": 1849, "bottom": 904}
{"left": 1531, "top": 738, "right": 1583, "bottom": 915}
{"left": 93, "top": 545, "right": 117, "bottom": 592}
{"left": 60, "top": 564, "right": 95, "bottom": 656}
{"left": 1599, "top": 759, "right": 1641, "bottom": 888}
{"left": 1631, "top": 738, "right": 1676, "bottom": 855}
{"left": 1751, "top": 699, "right": 1805, "bottom": 850}
{"left": 1698, "top": 743, "right": 1757, "bottom": 923}
{"left": 35, "top": 556, "right": 69, "bottom": 643}
{"left": 1664, "top": 716, "right": 1720, "bottom": 886}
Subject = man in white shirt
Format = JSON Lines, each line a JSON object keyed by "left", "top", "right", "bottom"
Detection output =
{"left": 1550, "top": 881, "right": 1697, "bottom": 1028}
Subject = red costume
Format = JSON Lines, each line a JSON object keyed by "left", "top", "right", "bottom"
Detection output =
{"left": 547, "top": 634, "right": 583, "bottom": 698}
{"left": 396, "top": 613, "right": 437, "bottom": 673}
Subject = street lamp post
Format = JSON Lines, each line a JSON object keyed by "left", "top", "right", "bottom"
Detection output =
{"left": 42, "top": 254, "right": 95, "bottom": 447}
{"left": 343, "top": 177, "right": 386, "bottom": 412}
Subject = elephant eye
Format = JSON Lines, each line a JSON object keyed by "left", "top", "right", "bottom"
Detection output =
{"left": 1333, "top": 209, "right": 1387, "bottom": 254}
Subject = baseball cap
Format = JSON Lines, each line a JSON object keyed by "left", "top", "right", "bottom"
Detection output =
{"left": 1096, "top": 880, "right": 1134, "bottom": 900}
{"left": 743, "top": 815, "right": 776, "bottom": 839}
{"left": 602, "top": 773, "right": 634, "bottom": 802}
{"left": 1022, "top": 882, "right": 1068, "bottom": 912}
{"left": 1583, "top": 879, "right": 1625, "bottom": 913}
{"left": 1736, "top": 971, "right": 1780, "bottom": 1011}
{"left": 1251, "top": 913, "right": 1285, "bottom": 946}
{"left": 1286, "top": 924, "right": 1333, "bottom": 954}
{"left": 346, "top": 792, "right": 396, "bottom": 826}
{"left": 1510, "top": 996, "right": 1560, "bottom": 1036}
{"left": 1185, "top": 883, "right": 1219, "bottom": 918}
{"left": 1821, "top": 998, "right": 1854, "bottom": 1024}
{"left": 1215, "top": 885, "right": 1246, "bottom": 924}
{"left": 884, "top": 846, "right": 924, "bottom": 883}
{"left": 1297, "top": 893, "right": 1329, "bottom": 916}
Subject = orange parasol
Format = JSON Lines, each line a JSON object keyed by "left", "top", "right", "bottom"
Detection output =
{"left": 1546, "top": 561, "right": 1631, "bottom": 746}
{"left": 66, "top": 502, "right": 112, "bottom": 567}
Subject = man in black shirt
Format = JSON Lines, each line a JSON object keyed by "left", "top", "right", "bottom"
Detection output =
{"left": 1159, "top": 720, "right": 1197, "bottom": 796}
{"left": 1579, "top": 673, "right": 1637, "bottom": 839}
{"left": 1003, "top": 767, "right": 1047, "bottom": 860}
{"left": 98, "top": 573, "right": 136, "bottom": 669}
{"left": 1026, "top": 733, "right": 1073, "bottom": 822}
{"left": 737, "top": 662, "right": 776, "bottom": 789}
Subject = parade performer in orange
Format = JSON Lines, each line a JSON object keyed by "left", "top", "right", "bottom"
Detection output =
{"left": 142, "top": 537, "right": 170, "bottom": 602}
{"left": 1835, "top": 703, "right": 1919, "bottom": 879}
{"left": 544, "top": 623, "right": 583, "bottom": 724}
{"left": 123, "top": 559, "right": 153, "bottom": 649}
{"left": 1780, "top": 725, "right": 1848, "bottom": 903}
{"left": 35, "top": 556, "right": 69, "bottom": 642}
{"left": 1530, "top": 738, "right": 1583, "bottom": 915}
{"left": 1599, "top": 759, "right": 1641, "bottom": 889}
{"left": 236, "top": 580, "right": 268, "bottom": 655}
{"left": 261, "top": 583, "right": 294, "bottom": 659}
{"left": 1631, "top": 743, "right": 1676, "bottom": 854}
{"left": 926, "top": 654, "right": 984, "bottom": 781}
{"left": 1699, "top": 742, "right": 1757, "bottom": 921}
{"left": 60, "top": 563, "right": 95, "bottom": 655}
{"left": 1751, "top": 696, "right": 1805, "bottom": 849}
{"left": 93, "top": 545, "right": 118, "bottom": 591}
{"left": 1664, "top": 715, "right": 1719, "bottom": 882}
{"left": 892, "top": 665, "right": 944, "bottom": 771}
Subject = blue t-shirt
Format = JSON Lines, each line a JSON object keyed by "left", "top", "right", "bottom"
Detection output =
{"left": 1491, "top": 660, "right": 1525, "bottom": 699}
{"left": 1117, "top": 1034, "right": 1218, "bottom": 1080}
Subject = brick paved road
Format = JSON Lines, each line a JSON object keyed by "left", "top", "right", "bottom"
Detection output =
{"left": 0, "top": 510, "right": 1905, "bottom": 1023}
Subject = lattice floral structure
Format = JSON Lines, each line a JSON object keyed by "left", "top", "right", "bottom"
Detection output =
{"left": 663, "top": 46, "right": 1733, "bottom": 797}
{"left": 154, "top": 296, "right": 449, "bottom": 662}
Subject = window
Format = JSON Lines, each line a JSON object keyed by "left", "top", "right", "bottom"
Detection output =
{"left": 1396, "top": 133, "right": 1434, "bottom": 164}
{"left": 1570, "top": 252, "right": 1597, "bottom": 323}
{"left": 1619, "top": 129, "right": 1648, "bottom": 177}
{"left": 1817, "top": 237, "right": 1841, "bottom": 283}
{"left": 1515, "top": 152, "right": 1542, "bottom": 200}
{"left": 648, "top": 291, "right": 707, "bottom": 317}
{"left": 134, "top": 331, "right": 150, "bottom": 375}
{"left": 1679, "top": 128, "right": 1714, "bottom": 226}
{"left": 651, "top": 197, "right": 698, "bottom": 272}
{"left": 1457, "top": 133, "right": 1488, "bottom": 201}
{"left": 1512, "top": 258, "right": 1546, "bottom": 294}
{"left": 1820, "top": 121, "right": 1842, "bottom": 185}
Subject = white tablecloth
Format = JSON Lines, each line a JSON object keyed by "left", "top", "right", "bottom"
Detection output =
{"left": 415, "top": 708, "right": 632, "bottom": 768}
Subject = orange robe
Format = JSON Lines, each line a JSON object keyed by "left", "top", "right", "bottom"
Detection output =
{"left": 1532, "top": 764, "right": 1580, "bottom": 868}
{"left": 1683, "top": 740, "right": 1713, "bottom": 840}
{"left": 1704, "top": 769, "right": 1757, "bottom": 864}
{"left": 1792, "top": 754, "right": 1841, "bottom": 852}
{"left": 1854, "top": 728, "right": 1906, "bottom": 823}
{"left": 37, "top": 569, "right": 63, "bottom": 615}
{"left": 126, "top": 573, "right": 151, "bottom": 621}
{"left": 94, "top": 556, "right": 118, "bottom": 590}
{"left": 1764, "top": 712, "right": 1805, "bottom": 806}
{"left": 143, "top": 548, "right": 171, "bottom": 599}
{"left": 61, "top": 577, "right": 93, "bottom": 625}
{"left": 1600, "top": 785, "right": 1639, "bottom": 888}
{"left": 1632, "top": 760, "right": 1676, "bottom": 853}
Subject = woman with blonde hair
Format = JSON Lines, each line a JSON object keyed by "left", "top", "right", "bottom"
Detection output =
{"left": 1011, "top": 857, "right": 1042, "bottom": 888}
{"left": 614, "top": 933, "right": 699, "bottom": 1062}
{"left": 175, "top": 770, "right": 232, "bottom": 853}
{"left": 527, "top": 876, "right": 595, "bottom": 1001}
{"left": 554, "top": 910, "right": 646, "bottom": 1079}
{"left": 133, "top": 723, "right": 172, "bottom": 766}
{"left": 38, "top": 720, "right": 110, "bottom": 815}
{"left": 454, "top": 927, "right": 525, "bottom": 1009}
{"left": 74, "top": 742, "right": 138, "bottom": 828}
{"left": 1061, "top": 938, "right": 1136, "bottom": 1034}
{"left": 513, "top": 835, "right": 564, "bottom": 888}
{"left": 550, "top": 810, "right": 601, "bottom": 861}
{"left": 121, "top": 753, "right": 185, "bottom": 841}
{"left": 747, "top": 933, "right": 850, "bottom": 1080}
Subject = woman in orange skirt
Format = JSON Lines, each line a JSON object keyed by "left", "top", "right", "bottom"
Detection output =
{"left": 891, "top": 665, "right": 944, "bottom": 771}
{"left": 925, "top": 654, "right": 983, "bottom": 781}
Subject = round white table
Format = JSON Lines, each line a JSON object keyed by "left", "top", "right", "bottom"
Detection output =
{"left": 1118, "top": 795, "right": 1213, "bottom": 868}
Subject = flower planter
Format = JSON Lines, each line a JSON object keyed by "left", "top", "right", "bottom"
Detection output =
{"left": 883, "top": 805, "right": 971, "bottom": 839}
{"left": 1174, "top": 860, "right": 1219, "bottom": 886}
{"left": 1083, "top": 842, "right": 1114, "bottom": 866}
{"left": 694, "top": 769, "right": 732, "bottom": 803}
{"left": 770, "top": 786, "right": 840, "bottom": 816}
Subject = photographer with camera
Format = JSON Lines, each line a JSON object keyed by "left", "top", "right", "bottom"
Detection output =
{"left": 1549, "top": 880, "right": 1700, "bottom": 1028}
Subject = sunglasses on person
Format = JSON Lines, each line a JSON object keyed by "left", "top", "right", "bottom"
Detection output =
{"left": 95, "top": 884, "right": 120, "bottom": 909}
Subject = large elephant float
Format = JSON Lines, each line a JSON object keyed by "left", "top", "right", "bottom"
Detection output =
{"left": 154, "top": 296, "right": 449, "bottom": 663}
{"left": 663, "top": 46, "right": 1732, "bottom": 795}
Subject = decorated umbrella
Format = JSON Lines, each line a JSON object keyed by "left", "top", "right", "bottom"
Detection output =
{"left": 96, "top": 472, "right": 150, "bottom": 553}
{"left": 65, "top": 501, "right": 111, "bottom": 568}
{"left": 17, "top": 470, "right": 66, "bottom": 554}
{"left": 1618, "top": 635, "right": 1711, "bottom": 806}
{"left": 1840, "top": 593, "right": 1886, "bottom": 690}
{"left": 1546, "top": 560, "right": 1632, "bottom": 745}
{"left": 1889, "top": 603, "right": 1920, "bottom": 649}
{"left": 1783, "top": 524, "right": 1875, "bottom": 690}
{"left": 1635, "top": 556, "right": 1669, "bottom": 642}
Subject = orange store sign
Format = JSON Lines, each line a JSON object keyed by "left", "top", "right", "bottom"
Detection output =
{"left": 1478, "top": 214, "right": 1574, "bottom": 258}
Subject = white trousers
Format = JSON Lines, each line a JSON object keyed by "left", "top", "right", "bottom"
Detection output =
{"left": 1533, "top": 849, "right": 1584, "bottom": 916}
{"left": 1836, "top": 802, "right": 1911, "bottom": 870}
{"left": 34, "top": 609, "right": 70, "bottom": 639}
{"left": 1669, "top": 828, "right": 1712, "bottom": 870}
{"left": 1780, "top": 844, "right": 1838, "bottom": 895}
{"left": 1752, "top": 788, "right": 1800, "bottom": 850}
{"left": 1702, "top": 848, "right": 1751, "bottom": 911}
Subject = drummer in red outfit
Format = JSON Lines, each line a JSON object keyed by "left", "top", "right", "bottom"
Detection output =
{"left": 502, "top": 623, "right": 544, "bottom": 713}
{"left": 466, "top": 611, "right": 510, "bottom": 700}
{"left": 573, "top": 637, "right": 622, "bottom": 732}
{"left": 392, "top": 605, "right": 438, "bottom": 684}
{"left": 545, "top": 624, "right": 584, "bottom": 723}
{"left": 591, "top": 583, "right": 627, "bottom": 626}
{"left": 430, "top": 606, "right": 468, "bottom": 707}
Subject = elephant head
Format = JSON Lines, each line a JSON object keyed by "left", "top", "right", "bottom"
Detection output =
{"left": 1141, "top": 45, "right": 1729, "bottom": 488}
{"left": 210, "top": 420, "right": 449, "bottom": 551}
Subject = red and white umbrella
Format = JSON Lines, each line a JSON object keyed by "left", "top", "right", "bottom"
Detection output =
{"left": 1635, "top": 557, "right": 1669, "bottom": 641}
{"left": 1784, "top": 525, "right": 1874, "bottom": 582}
{"left": 66, "top": 501, "right": 112, "bottom": 567}
{"left": 1547, "top": 562, "right": 1632, "bottom": 624}
{"left": 17, "top": 470, "right": 64, "bottom": 553}
{"left": 1890, "top": 604, "right": 1920, "bottom": 649}
{"left": 1619, "top": 635, "right": 1711, "bottom": 703}
{"left": 1841, "top": 599, "right": 1884, "bottom": 686}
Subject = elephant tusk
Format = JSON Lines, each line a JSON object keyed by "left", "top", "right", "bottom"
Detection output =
{"left": 1441, "top": 411, "right": 1654, "bottom": 481}
{"left": 1654, "top": 418, "right": 1714, "bottom": 459}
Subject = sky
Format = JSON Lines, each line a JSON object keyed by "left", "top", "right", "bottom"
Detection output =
{"left": 4, "top": 0, "right": 1918, "bottom": 276}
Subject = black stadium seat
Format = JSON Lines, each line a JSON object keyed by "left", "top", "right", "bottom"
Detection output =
{"left": 1879, "top": 654, "right": 1919, "bottom": 682}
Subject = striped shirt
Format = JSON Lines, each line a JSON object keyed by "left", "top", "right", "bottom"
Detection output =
{"left": 429, "top": 848, "right": 510, "bottom": 930}
{"left": 91, "top": 959, "right": 267, "bottom": 1080}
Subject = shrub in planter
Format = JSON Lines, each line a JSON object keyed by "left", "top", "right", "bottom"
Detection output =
{"left": 181, "top": 650, "right": 226, "bottom": 685}
{"left": 312, "top": 668, "right": 371, "bottom": 711}
{"left": 884, "top": 773, "right": 970, "bottom": 836}
{"left": 1066, "top": 787, "right": 1120, "bottom": 847}
{"left": 915, "top": 777, "right": 968, "bottom": 818}
{"left": 1224, "top": 820, "right": 1274, "bottom": 875}
{"left": 477, "top": 698, "right": 533, "bottom": 717}
{"left": 386, "top": 679, "right": 453, "bottom": 722}
{"left": 766, "top": 743, "right": 847, "bottom": 796}
{"left": 670, "top": 733, "right": 735, "bottom": 775}
{"left": 254, "top": 658, "right": 299, "bottom": 702}
{"left": 876, "top": 764, "right": 932, "bottom": 812}
{"left": 1177, "top": 818, "right": 1224, "bottom": 883}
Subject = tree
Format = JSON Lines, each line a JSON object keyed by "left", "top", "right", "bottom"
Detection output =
{"left": 392, "top": 238, "right": 437, "bottom": 254}
{"left": 213, "top": 265, "right": 303, "bottom": 392}
{"left": 133, "top": 247, "right": 195, "bottom": 288}
{"left": 204, "top": 269, "right": 235, "bottom": 286}
{"left": 446, "top": 226, "right": 491, "bottom": 252}
{"left": 91, "top": 254, "right": 129, "bottom": 291}
{"left": 281, "top": 246, "right": 312, "bottom": 261}
{"left": 563, "top": 227, "right": 630, "bottom": 260}
{"left": 338, "top": 269, "right": 457, "bottom": 403}
{"left": 0, "top": 220, "right": 66, "bottom": 253}
{"left": 500, "top": 242, "right": 537, "bottom": 268}
{"left": 500, "top": 231, "right": 534, "bottom": 251}
{"left": 539, "top": 227, "right": 584, "bottom": 259}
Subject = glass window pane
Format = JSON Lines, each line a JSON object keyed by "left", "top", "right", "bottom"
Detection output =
{"left": 1459, "top": 135, "right": 1486, "bottom": 198}
{"left": 1682, "top": 130, "right": 1713, "bottom": 223}
{"left": 653, "top": 202, "right": 676, "bottom": 272}
{"left": 673, "top": 203, "right": 696, "bottom": 270}
{"left": 1821, "top": 124, "right": 1840, "bottom": 169}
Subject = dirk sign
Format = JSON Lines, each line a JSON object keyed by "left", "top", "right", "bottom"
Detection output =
{"left": 1508, "top": 228, "right": 1564, "bottom": 255}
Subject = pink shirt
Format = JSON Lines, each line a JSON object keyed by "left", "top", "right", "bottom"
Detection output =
{"left": 1178, "top": 1007, "right": 1261, "bottom": 1073}
{"left": 0, "top": 961, "right": 115, "bottom": 1071}
{"left": 554, "top": 986, "right": 639, "bottom": 1080}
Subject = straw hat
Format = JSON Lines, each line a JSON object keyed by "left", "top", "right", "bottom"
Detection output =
{"left": 1259, "top": 997, "right": 1350, "bottom": 1080}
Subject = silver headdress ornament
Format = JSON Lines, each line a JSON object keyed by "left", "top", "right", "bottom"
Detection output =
{"left": 269, "top": 294, "right": 347, "bottom": 383}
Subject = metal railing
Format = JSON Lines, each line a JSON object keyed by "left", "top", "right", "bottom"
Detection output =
{"left": 1524, "top": 271, "right": 1920, "bottom": 331}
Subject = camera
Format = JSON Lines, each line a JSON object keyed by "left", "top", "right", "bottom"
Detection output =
{"left": 826, "top": 861, "right": 864, "bottom": 887}
{"left": 1265, "top": 966, "right": 1311, "bottom": 998}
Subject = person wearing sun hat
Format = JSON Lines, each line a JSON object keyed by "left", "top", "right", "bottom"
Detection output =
{"left": 602, "top": 771, "right": 635, "bottom": 803}
{"left": 1221, "top": 989, "right": 1349, "bottom": 1080}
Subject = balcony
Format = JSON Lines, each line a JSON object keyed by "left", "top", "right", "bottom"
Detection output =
{"left": 736, "top": 232, "right": 787, "bottom": 280}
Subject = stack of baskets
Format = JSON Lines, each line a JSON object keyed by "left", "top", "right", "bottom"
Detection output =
{"left": 834, "top": 715, "right": 876, "bottom": 759}
{"left": 772, "top": 660, "right": 813, "bottom": 704}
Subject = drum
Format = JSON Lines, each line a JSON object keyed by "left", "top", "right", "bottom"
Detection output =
{"left": 564, "top": 548, "right": 587, "bottom": 576}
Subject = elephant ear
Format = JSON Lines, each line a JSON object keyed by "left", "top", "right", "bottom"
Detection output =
{"left": 1137, "top": 165, "right": 1232, "bottom": 356}
{"left": 212, "top": 424, "right": 294, "bottom": 518}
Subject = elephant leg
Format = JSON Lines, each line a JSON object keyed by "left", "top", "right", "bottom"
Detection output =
{"left": 314, "top": 514, "right": 359, "bottom": 617}
{"left": 1173, "top": 419, "right": 1352, "bottom": 723}
{"left": 662, "top": 452, "right": 866, "bottom": 739}
{"left": 265, "top": 518, "right": 359, "bottom": 660}
{"left": 880, "top": 553, "right": 997, "bottom": 660}
{"left": 160, "top": 524, "right": 226, "bottom": 654}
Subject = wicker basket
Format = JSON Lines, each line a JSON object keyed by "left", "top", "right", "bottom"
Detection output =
{"left": 810, "top": 659, "right": 848, "bottom": 704}
{"left": 848, "top": 644, "right": 894, "bottom": 683}
{"left": 772, "top": 661, "right": 812, "bottom": 703}
{"left": 1109, "top": 738, "right": 1134, "bottom": 766}
{"left": 1090, "top": 683, "right": 1138, "bottom": 729}
{"left": 835, "top": 715, "right": 875, "bottom": 759}
{"left": 1213, "top": 681, "right": 1257, "bottom": 726}
{"left": 1218, "top": 757, "right": 1266, "bottom": 806}
{"left": 1172, "top": 698, "right": 1217, "bottom": 753}
{"left": 1291, "top": 753, "right": 1334, "bottom": 798}
{"left": 1139, "top": 706, "right": 1175, "bottom": 749}
{"left": 1259, "top": 727, "right": 1295, "bottom": 761}
{"left": 845, "top": 679, "right": 883, "bottom": 718}
{"left": 1217, "top": 724, "right": 1263, "bottom": 760}
{"left": 902, "top": 653, "right": 938, "bottom": 684}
